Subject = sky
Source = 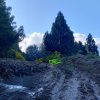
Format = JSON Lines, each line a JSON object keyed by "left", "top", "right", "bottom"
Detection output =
{"left": 5, "top": 0, "right": 100, "bottom": 56}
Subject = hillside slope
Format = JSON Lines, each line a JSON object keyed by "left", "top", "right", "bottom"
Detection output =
{"left": 0, "top": 54, "right": 100, "bottom": 99}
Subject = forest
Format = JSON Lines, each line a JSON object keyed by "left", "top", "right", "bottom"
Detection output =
{"left": 0, "top": 0, "right": 100, "bottom": 63}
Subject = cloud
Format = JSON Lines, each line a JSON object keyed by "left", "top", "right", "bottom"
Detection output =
{"left": 73, "top": 33, "right": 100, "bottom": 56}
{"left": 19, "top": 32, "right": 100, "bottom": 56}
{"left": 73, "top": 33, "right": 87, "bottom": 45}
{"left": 18, "top": 32, "right": 45, "bottom": 53}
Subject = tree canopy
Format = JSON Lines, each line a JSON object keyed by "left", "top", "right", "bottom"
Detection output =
{"left": 42, "top": 11, "right": 75, "bottom": 56}
{"left": 86, "top": 33, "right": 99, "bottom": 56}
{"left": 0, "top": 0, "right": 26, "bottom": 58}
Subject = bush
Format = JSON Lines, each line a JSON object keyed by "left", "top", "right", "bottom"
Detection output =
{"left": 6, "top": 49, "right": 16, "bottom": 58}
{"left": 83, "top": 52, "right": 100, "bottom": 59}
{"left": 39, "top": 50, "right": 61, "bottom": 63}
{"left": 34, "top": 58, "right": 43, "bottom": 63}
{"left": 25, "top": 44, "right": 45, "bottom": 61}
{"left": 73, "top": 50, "right": 83, "bottom": 56}
{"left": 7, "top": 49, "right": 26, "bottom": 61}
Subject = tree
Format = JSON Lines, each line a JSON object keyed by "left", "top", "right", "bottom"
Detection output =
{"left": 0, "top": 0, "right": 5, "bottom": 6}
{"left": 25, "top": 44, "right": 43, "bottom": 61}
{"left": 42, "top": 31, "right": 54, "bottom": 54}
{"left": 44, "top": 11, "right": 75, "bottom": 56}
{"left": 77, "top": 41, "right": 87, "bottom": 55}
{"left": 78, "top": 41, "right": 83, "bottom": 50}
{"left": 38, "top": 42, "right": 46, "bottom": 57}
{"left": 0, "top": 0, "right": 26, "bottom": 58}
{"left": 86, "top": 33, "right": 99, "bottom": 56}
{"left": 0, "top": 1, "right": 18, "bottom": 55}
{"left": 81, "top": 45, "right": 87, "bottom": 55}
{"left": 73, "top": 41, "right": 80, "bottom": 55}
{"left": 17, "top": 26, "right": 26, "bottom": 43}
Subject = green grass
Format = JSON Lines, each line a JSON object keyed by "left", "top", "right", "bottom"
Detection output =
{"left": 84, "top": 65, "right": 92, "bottom": 70}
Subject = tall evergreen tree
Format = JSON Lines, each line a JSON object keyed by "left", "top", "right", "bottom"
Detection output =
{"left": 42, "top": 31, "right": 54, "bottom": 54}
{"left": 74, "top": 41, "right": 88, "bottom": 55}
{"left": 78, "top": 41, "right": 83, "bottom": 50}
{"left": 86, "top": 33, "right": 99, "bottom": 56}
{"left": 0, "top": 0, "right": 26, "bottom": 57}
{"left": 0, "top": 0, "right": 5, "bottom": 6}
{"left": 43, "top": 11, "right": 75, "bottom": 56}
{"left": 17, "top": 26, "right": 26, "bottom": 43}
{"left": 81, "top": 45, "right": 87, "bottom": 55}
{"left": 91, "top": 39, "right": 99, "bottom": 56}
{"left": 73, "top": 41, "right": 80, "bottom": 55}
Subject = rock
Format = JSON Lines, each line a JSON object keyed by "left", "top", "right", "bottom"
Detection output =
{"left": 0, "top": 56, "right": 100, "bottom": 100}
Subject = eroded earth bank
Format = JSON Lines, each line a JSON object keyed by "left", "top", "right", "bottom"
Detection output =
{"left": 0, "top": 54, "right": 100, "bottom": 100}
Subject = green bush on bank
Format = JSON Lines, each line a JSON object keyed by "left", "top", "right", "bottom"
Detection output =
{"left": 34, "top": 50, "right": 62, "bottom": 63}
{"left": 5, "top": 49, "right": 26, "bottom": 61}
{"left": 83, "top": 52, "right": 100, "bottom": 59}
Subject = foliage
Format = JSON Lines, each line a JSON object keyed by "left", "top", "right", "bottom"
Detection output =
{"left": 0, "top": 49, "right": 26, "bottom": 61}
{"left": 83, "top": 52, "right": 100, "bottom": 59}
{"left": 0, "top": 1, "right": 19, "bottom": 53}
{"left": 38, "top": 42, "right": 47, "bottom": 57}
{"left": 86, "top": 33, "right": 99, "bottom": 56}
{"left": 0, "top": 0, "right": 26, "bottom": 58}
{"left": 0, "top": 0, "right": 5, "bottom": 6}
{"left": 34, "top": 50, "right": 61, "bottom": 63}
{"left": 42, "top": 11, "right": 75, "bottom": 57}
{"left": 9, "top": 49, "right": 26, "bottom": 61}
{"left": 6, "top": 49, "right": 16, "bottom": 58}
{"left": 85, "top": 65, "right": 92, "bottom": 70}
{"left": 38, "top": 50, "right": 61, "bottom": 63}
{"left": 72, "top": 41, "right": 88, "bottom": 56}
{"left": 74, "top": 50, "right": 84, "bottom": 56}
{"left": 11, "top": 43, "right": 28, "bottom": 60}
{"left": 42, "top": 31, "right": 53, "bottom": 53}
{"left": 17, "top": 26, "right": 26, "bottom": 43}
{"left": 81, "top": 45, "right": 88, "bottom": 55}
{"left": 49, "top": 59, "right": 62, "bottom": 65}
{"left": 53, "top": 51, "right": 61, "bottom": 60}
{"left": 48, "top": 50, "right": 62, "bottom": 65}
{"left": 34, "top": 58, "right": 43, "bottom": 63}
{"left": 25, "top": 44, "right": 44, "bottom": 61}
{"left": 67, "top": 65, "right": 73, "bottom": 70}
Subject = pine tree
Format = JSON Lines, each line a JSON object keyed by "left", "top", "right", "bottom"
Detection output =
{"left": 78, "top": 41, "right": 83, "bottom": 50}
{"left": 43, "top": 11, "right": 75, "bottom": 56}
{"left": 0, "top": 0, "right": 26, "bottom": 57}
{"left": 74, "top": 41, "right": 88, "bottom": 55}
{"left": 81, "top": 45, "right": 87, "bottom": 55}
{"left": 0, "top": 1, "right": 17, "bottom": 52}
{"left": 17, "top": 26, "right": 26, "bottom": 43}
{"left": 42, "top": 31, "right": 54, "bottom": 55}
{"left": 38, "top": 42, "right": 47, "bottom": 57}
{"left": 0, "top": 0, "right": 5, "bottom": 7}
{"left": 73, "top": 41, "right": 80, "bottom": 55}
{"left": 86, "top": 33, "right": 99, "bottom": 56}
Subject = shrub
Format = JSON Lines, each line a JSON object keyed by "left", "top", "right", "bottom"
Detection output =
{"left": 7, "top": 49, "right": 26, "bottom": 61}
{"left": 60, "top": 54, "right": 67, "bottom": 58}
{"left": 26, "top": 44, "right": 44, "bottom": 61}
{"left": 34, "top": 58, "right": 43, "bottom": 63}
{"left": 6, "top": 49, "right": 16, "bottom": 58}
{"left": 40, "top": 50, "right": 61, "bottom": 63}
{"left": 83, "top": 52, "right": 100, "bottom": 59}
{"left": 73, "top": 50, "right": 83, "bottom": 56}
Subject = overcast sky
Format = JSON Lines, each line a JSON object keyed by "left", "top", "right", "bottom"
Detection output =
{"left": 5, "top": 0, "right": 100, "bottom": 56}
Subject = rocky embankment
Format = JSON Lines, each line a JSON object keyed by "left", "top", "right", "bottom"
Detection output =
{"left": 0, "top": 54, "right": 100, "bottom": 100}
